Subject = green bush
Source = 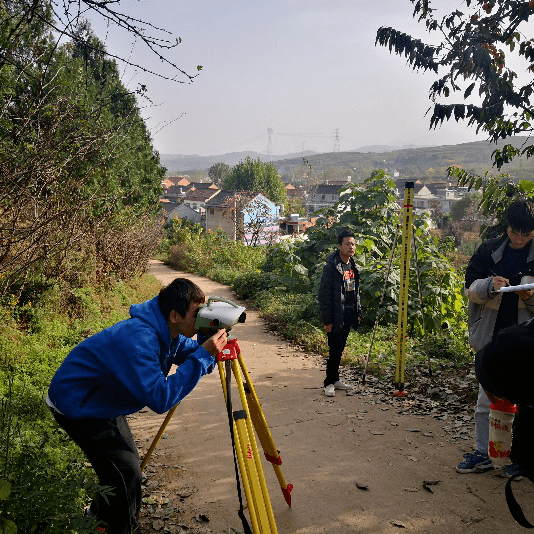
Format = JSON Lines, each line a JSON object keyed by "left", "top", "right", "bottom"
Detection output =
{"left": 0, "top": 274, "right": 161, "bottom": 533}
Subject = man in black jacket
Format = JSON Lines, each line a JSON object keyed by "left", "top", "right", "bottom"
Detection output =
{"left": 318, "top": 229, "right": 362, "bottom": 397}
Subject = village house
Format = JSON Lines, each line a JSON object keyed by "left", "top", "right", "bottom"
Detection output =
{"left": 394, "top": 180, "right": 470, "bottom": 215}
{"left": 167, "top": 203, "right": 203, "bottom": 226}
{"left": 204, "top": 191, "right": 280, "bottom": 245}
{"left": 306, "top": 183, "right": 351, "bottom": 214}
{"left": 279, "top": 214, "right": 317, "bottom": 236}
{"left": 182, "top": 187, "right": 220, "bottom": 213}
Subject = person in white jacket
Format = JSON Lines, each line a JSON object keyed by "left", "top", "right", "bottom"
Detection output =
{"left": 457, "top": 199, "right": 534, "bottom": 475}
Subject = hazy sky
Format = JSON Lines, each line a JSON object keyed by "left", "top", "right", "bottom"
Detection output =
{"left": 78, "top": 1, "right": 513, "bottom": 156}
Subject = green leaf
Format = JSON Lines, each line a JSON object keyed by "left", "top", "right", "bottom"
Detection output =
{"left": 0, "top": 518, "right": 17, "bottom": 534}
{"left": 0, "top": 481, "right": 11, "bottom": 501}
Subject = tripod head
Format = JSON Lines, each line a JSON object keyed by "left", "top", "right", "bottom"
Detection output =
{"left": 195, "top": 296, "right": 246, "bottom": 341}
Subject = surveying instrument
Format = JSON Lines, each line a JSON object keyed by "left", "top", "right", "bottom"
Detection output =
{"left": 141, "top": 296, "right": 292, "bottom": 534}
{"left": 362, "top": 181, "right": 432, "bottom": 396}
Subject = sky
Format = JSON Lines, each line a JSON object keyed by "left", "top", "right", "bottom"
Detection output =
{"left": 69, "top": 0, "right": 523, "bottom": 157}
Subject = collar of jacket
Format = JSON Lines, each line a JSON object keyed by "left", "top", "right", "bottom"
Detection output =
{"left": 491, "top": 236, "right": 534, "bottom": 265}
{"left": 331, "top": 250, "right": 355, "bottom": 276}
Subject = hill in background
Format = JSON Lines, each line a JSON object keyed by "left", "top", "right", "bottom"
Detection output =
{"left": 160, "top": 137, "right": 534, "bottom": 182}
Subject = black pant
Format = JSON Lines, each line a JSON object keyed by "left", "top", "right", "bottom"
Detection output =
{"left": 325, "top": 319, "right": 352, "bottom": 387}
{"left": 52, "top": 411, "right": 141, "bottom": 534}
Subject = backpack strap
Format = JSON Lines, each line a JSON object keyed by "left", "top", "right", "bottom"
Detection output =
{"left": 505, "top": 473, "right": 534, "bottom": 528}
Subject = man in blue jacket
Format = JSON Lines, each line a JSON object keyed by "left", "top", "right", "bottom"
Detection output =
{"left": 47, "top": 278, "right": 227, "bottom": 534}
{"left": 318, "top": 229, "right": 362, "bottom": 397}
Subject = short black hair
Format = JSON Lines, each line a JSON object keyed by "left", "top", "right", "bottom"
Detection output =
{"left": 337, "top": 229, "right": 355, "bottom": 245}
{"left": 506, "top": 199, "right": 534, "bottom": 234}
{"left": 157, "top": 278, "right": 205, "bottom": 320}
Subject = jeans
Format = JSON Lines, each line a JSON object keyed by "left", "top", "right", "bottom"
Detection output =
{"left": 52, "top": 411, "right": 141, "bottom": 534}
{"left": 475, "top": 384, "right": 491, "bottom": 455}
{"left": 325, "top": 319, "right": 352, "bottom": 387}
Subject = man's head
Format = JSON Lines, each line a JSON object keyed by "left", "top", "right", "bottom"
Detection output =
{"left": 158, "top": 278, "right": 205, "bottom": 338}
{"left": 506, "top": 200, "right": 534, "bottom": 249}
{"left": 337, "top": 229, "right": 356, "bottom": 263}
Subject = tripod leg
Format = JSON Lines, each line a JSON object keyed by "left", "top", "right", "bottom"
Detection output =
{"left": 233, "top": 410, "right": 273, "bottom": 534}
{"left": 237, "top": 354, "right": 293, "bottom": 507}
{"left": 140, "top": 403, "right": 179, "bottom": 471}
{"left": 231, "top": 359, "right": 278, "bottom": 534}
{"left": 219, "top": 357, "right": 277, "bottom": 533}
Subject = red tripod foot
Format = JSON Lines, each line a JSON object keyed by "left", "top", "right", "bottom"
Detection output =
{"left": 282, "top": 483, "right": 294, "bottom": 507}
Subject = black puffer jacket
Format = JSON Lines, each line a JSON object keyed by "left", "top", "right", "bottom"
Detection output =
{"left": 318, "top": 250, "right": 361, "bottom": 333}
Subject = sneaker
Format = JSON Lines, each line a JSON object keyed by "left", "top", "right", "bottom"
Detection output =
{"left": 324, "top": 384, "right": 335, "bottom": 397}
{"left": 334, "top": 380, "right": 352, "bottom": 390}
{"left": 456, "top": 450, "right": 493, "bottom": 473}
{"left": 504, "top": 463, "right": 524, "bottom": 481}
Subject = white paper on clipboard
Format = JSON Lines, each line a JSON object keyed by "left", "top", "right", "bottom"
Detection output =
{"left": 498, "top": 282, "right": 534, "bottom": 293}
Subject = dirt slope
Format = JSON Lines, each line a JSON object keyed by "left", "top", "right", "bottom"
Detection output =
{"left": 130, "top": 260, "right": 534, "bottom": 534}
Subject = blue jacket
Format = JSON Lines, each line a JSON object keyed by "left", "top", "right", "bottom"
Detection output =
{"left": 47, "top": 296, "right": 215, "bottom": 420}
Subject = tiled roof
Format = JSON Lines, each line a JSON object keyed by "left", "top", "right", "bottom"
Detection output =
{"left": 189, "top": 182, "right": 219, "bottom": 190}
{"left": 184, "top": 189, "right": 220, "bottom": 202}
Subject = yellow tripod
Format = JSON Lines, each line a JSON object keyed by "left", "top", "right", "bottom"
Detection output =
{"left": 141, "top": 336, "right": 292, "bottom": 534}
{"left": 217, "top": 337, "right": 293, "bottom": 534}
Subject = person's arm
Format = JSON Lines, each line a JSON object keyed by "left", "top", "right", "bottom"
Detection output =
{"left": 465, "top": 242, "right": 505, "bottom": 303}
{"left": 318, "top": 263, "right": 335, "bottom": 330}
{"left": 117, "top": 333, "right": 219, "bottom": 414}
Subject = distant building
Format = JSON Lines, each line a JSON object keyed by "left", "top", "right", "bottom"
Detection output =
{"left": 205, "top": 191, "right": 280, "bottom": 245}
{"left": 306, "top": 183, "right": 350, "bottom": 214}
{"left": 167, "top": 203, "right": 203, "bottom": 226}
{"left": 159, "top": 198, "right": 180, "bottom": 218}
{"left": 279, "top": 214, "right": 317, "bottom": 236}
{"left": 164, "top": 185, "right": 191, "bottom": 201}
{"left": 182, "top": 188, "right": 220, "bottom": 213}
{"left": 394, "top": 181, "right": 473, "bottom": 216}
{"left": 166, "top": 176, "right": 190, "bottom": 187}
{"left": 188, "top": 181, "right": 219, "bottom": 191}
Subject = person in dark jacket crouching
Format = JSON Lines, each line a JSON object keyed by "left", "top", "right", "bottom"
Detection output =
{"left": 318, "top": 229, "right": 362, "bottom": 397}
{"left": 475, "top": 318, "right": 534, "bottom": 527}
{"left": 47, "top": 278, "right": 227, "bottom": 534}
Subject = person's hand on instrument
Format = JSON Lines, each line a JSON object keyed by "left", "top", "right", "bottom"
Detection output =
{"left": 202, "top": 329, "right": 227, "bottom": 357}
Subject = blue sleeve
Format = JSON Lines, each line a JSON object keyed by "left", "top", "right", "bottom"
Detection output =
{"left": 119, "top": 336, "right": 216, "bottom": 414}
{"left": 171, "top": 335, "right": 201, "bottom": 366}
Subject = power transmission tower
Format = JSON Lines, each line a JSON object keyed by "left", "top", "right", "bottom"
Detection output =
{"left": 267, "top": 128, "right": 273, "bottom": 161}
{"left": 333, "top": 129, "right": 340, "bottom": 152}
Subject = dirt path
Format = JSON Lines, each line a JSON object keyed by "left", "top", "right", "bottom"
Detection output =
{"left": 130, "top": 260, "right": 534, "bottom": 534}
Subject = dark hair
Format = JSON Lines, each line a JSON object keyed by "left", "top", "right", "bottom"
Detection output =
{"left": 337, "top": 229, "right": 355, "bottom": 245}
{"left": 157, "top": 278, "right": 205, "bottom": 320}
{"left": 506, "top": 200, "right": 534, "bottom": 234}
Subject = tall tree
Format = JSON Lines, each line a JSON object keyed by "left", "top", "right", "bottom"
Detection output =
{"left": 0, "top": 11, "right": 164, "bottom": 296}
{"left": 222, "top": 157, "right": 287, "bottom": 207}
{"left": 208, "top": 162, "right": 231, "bottom": 186}
{"left": 376, "top": 0, "right": 534, "bottom": 168}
